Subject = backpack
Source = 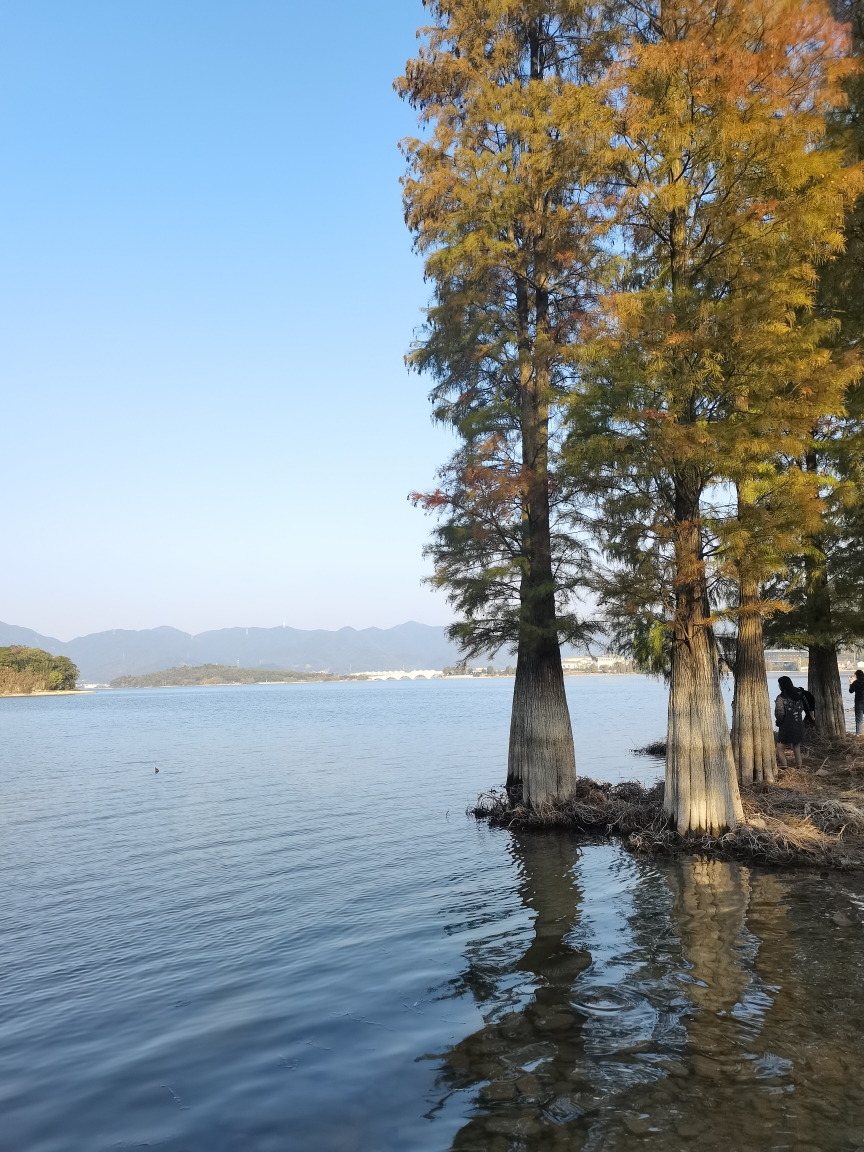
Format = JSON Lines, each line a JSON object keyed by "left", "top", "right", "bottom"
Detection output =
{"left": 782, "top": 692, "right": 805, "bottom": 725}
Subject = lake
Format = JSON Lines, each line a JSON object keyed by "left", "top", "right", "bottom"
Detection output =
{"left": 2, "top": 676, "right": 863, "bottom": 1151}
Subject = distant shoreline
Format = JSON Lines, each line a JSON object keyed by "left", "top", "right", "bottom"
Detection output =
{"left": 107, "top": 672, "right": 645, "bottom": 689}
{"left": 0, "top": 689, "right": 92, "bottom": 698}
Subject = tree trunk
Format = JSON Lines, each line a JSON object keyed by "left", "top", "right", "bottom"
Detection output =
{"left": 508, "top": 640, "right": 576, "bottom": 806}
{"left": 808, "top": 643, "right": 846, "bottom": 736}
{"left": 731, "top": 578, "right": 777, "bottom": 784}
{"left": 665, "top": 474, "right": 743, "bottom": 834}
{"left": 805, "top": 547, "right": 845, "bottom": 735}
{"left": 801, "top": 453, "right": 846, "bottom": 735}
{"left": 506, "top": 272, "right": 576, "bottom": 806}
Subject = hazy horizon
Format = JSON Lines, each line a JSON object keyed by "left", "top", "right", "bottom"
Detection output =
{"left": 0, "top": 0, "right": 453, "bottom": 639}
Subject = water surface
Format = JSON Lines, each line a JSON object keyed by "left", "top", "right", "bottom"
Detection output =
{"left": 2, "top": 678, "right": 863, "bottom": 1151}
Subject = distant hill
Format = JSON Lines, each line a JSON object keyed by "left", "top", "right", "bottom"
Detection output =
{"left": 0, "top": 620, "right": 464, "bottom": 683}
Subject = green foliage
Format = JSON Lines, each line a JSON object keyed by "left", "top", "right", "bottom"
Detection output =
{"left": 822, "top": 0, "right": 864, "bottom": 353}
{"left": 768, "top": 0, "right": 864, "bottom": 658}
{"left": 110, "top": 666, "right": 337, "bottom": 689}
{"left": 398, "top": 1, "right": 610, "bottom": 658}
{"left": 763, "top": 484, "right": 864, "bottom": 649}
{"left": 565, "top": 0, "right": 862, "bottom": 665}
{"left": 0, "top": 646, "right": 79, "bottom": 693}
{"left": 399, "top": 0, "right": 864, "bottom": 728}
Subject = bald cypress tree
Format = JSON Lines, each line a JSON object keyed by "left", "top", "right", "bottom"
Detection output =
{"left": 774, "top": 0, "right": 864, "bottom": 735}
{"left": 398, "top": 2, "right": 612, "bottom": 805}
{"left": 760, "top": 0, "right": 864, "bottom": 735}
{"left": 723, "top": 472, "right": 824, "bottom": 783}
{"left": 567, "top": 0, "right": 860, "bottom": 831}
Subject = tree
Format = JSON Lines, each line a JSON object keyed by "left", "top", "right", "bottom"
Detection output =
{"left": 567, "top": 0, "right": 859, "bottom": 831}
{"left": 765, "top": 0, "right": 864, "bottom": 736}
{"left": 763, "top": 438, "right": 864, "bottom": 735}
{"left": 722, "top": 471, "right": 824, "bottom": 783}
{"left": 823, "top": 0, "right": 864, "bottom": 354}
{"left": 398, "top": 1, "right": 612, "bottom": 804}
{"left": 0, "top": 646, "right": 79, "bottom": 694}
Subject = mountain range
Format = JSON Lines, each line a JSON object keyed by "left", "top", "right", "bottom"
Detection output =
{"left": 0, "top": 621, "right": 466, "bottom": 683}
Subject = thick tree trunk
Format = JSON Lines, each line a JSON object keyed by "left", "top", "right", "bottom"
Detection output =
{"left": 506, "top": 272, "right": 576, "bottom": 806}
{"left": 665, "top": 475, "right": 743, "bottom": 834}
{"left": 808, "top": 643, "right": 846, "bottom": 736}
{"left": 508, "top": 639, "right": 576, "bottom": 806}
{"left": 731, "top": 578, "right": 777, "bottom": 784}
{"left": 506, "top": 428, "right": 576, "bottom": 804}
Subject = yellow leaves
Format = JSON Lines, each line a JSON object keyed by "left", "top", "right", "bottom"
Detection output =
{"left": 402, "top": 0, "right": 863, "bottom": 515}
{"left": 398, "top": 3, "right": 617, "bottom": 273}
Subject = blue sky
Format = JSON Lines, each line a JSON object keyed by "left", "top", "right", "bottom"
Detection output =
{"left": 0, "top": 0, "right": 454, "bottom": 640}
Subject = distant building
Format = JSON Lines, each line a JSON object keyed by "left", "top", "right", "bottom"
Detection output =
{"left": 764, "top": 648, "right": 864, "bottom": 672}
{"left": 561, "top": 655, "right": 633, "bottom": 674}
{"left": 764, "top": 649, "right": 808, "bottom": 671}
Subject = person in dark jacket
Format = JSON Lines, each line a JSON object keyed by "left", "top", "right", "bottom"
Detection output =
{"left": 849, "top": 669, "right": 864, "bottom": 735}
{"left": 775, "top": 676, "right": 807, "bottom": 768}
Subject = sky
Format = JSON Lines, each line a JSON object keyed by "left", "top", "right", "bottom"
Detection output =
{"left": 0, "top": 0, "right": 455, "bottom": 641}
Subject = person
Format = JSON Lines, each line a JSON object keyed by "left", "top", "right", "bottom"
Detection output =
{"left": 775, "top": 676, "right": 808, "bottom": 768}
{"left": 849, "top": 669, "right": 864, "bottom": 736}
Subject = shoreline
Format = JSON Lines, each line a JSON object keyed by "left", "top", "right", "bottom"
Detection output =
{"left": 72, "top": 672, "right": 649, "bottom": 691}
{"left": 0, "top": 689, "right": 92, "bottom": 698}
{"left": 475, "top": 731, "right": 864, "bottom": 871}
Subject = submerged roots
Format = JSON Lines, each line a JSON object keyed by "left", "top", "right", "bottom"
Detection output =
{"left": 473, "top": 732, "right": 864, "bottom": 869}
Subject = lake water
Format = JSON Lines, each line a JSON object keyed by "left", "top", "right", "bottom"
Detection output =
{"left": 2, "top": 676, "right": 863, "bottom": 1152}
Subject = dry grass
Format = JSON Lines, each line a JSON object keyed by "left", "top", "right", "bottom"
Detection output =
{"left": 473, "top": 730, "right": 864, "bottom": 869}
{"left": 473, "top": 778, "right": 667, "bottom": 837}
{"left": 633, "top": 739, "right": 667, "bottom": 759}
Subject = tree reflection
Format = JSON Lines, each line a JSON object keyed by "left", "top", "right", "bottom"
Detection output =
{"left": 667, "top": 857, "right": 752, "bottom": 1067}
{"left": 607, "top": 861, "right": 802, "bottom": 1151}
{"left": 438, "top": 830, "right": 589, "bottom": 1151}
{"left": 433, "top": 827, "right": 864, "bottom": 1152}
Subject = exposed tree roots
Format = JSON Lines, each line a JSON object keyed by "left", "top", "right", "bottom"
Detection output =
{"left": 473, "top": 731, "right": 864, "bottom": 869}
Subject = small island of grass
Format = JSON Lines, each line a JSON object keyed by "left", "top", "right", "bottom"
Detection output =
{"left": 0, "top": 647, "right": 80, "bottom": 695}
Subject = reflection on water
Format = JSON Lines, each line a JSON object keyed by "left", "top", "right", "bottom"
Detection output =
{"left": 441, "top": 834, "right": 591, "bottom": 1148}
{"left": 439, "top": 843, "right": 864, "bottom": 1151}
{"left": 2, "top": 680, "right": 864, "bottom": 1150}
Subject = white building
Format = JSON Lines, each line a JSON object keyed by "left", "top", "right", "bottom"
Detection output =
{"left": 561, "top": 655, "right": 632, "bottom": 673}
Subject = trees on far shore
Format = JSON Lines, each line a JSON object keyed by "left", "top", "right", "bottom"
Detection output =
{"left": 400, "top": 0, "right": 864, "bottom": 828}
{"left": 0, "top": 647, "right": 79, "bottom": 695}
